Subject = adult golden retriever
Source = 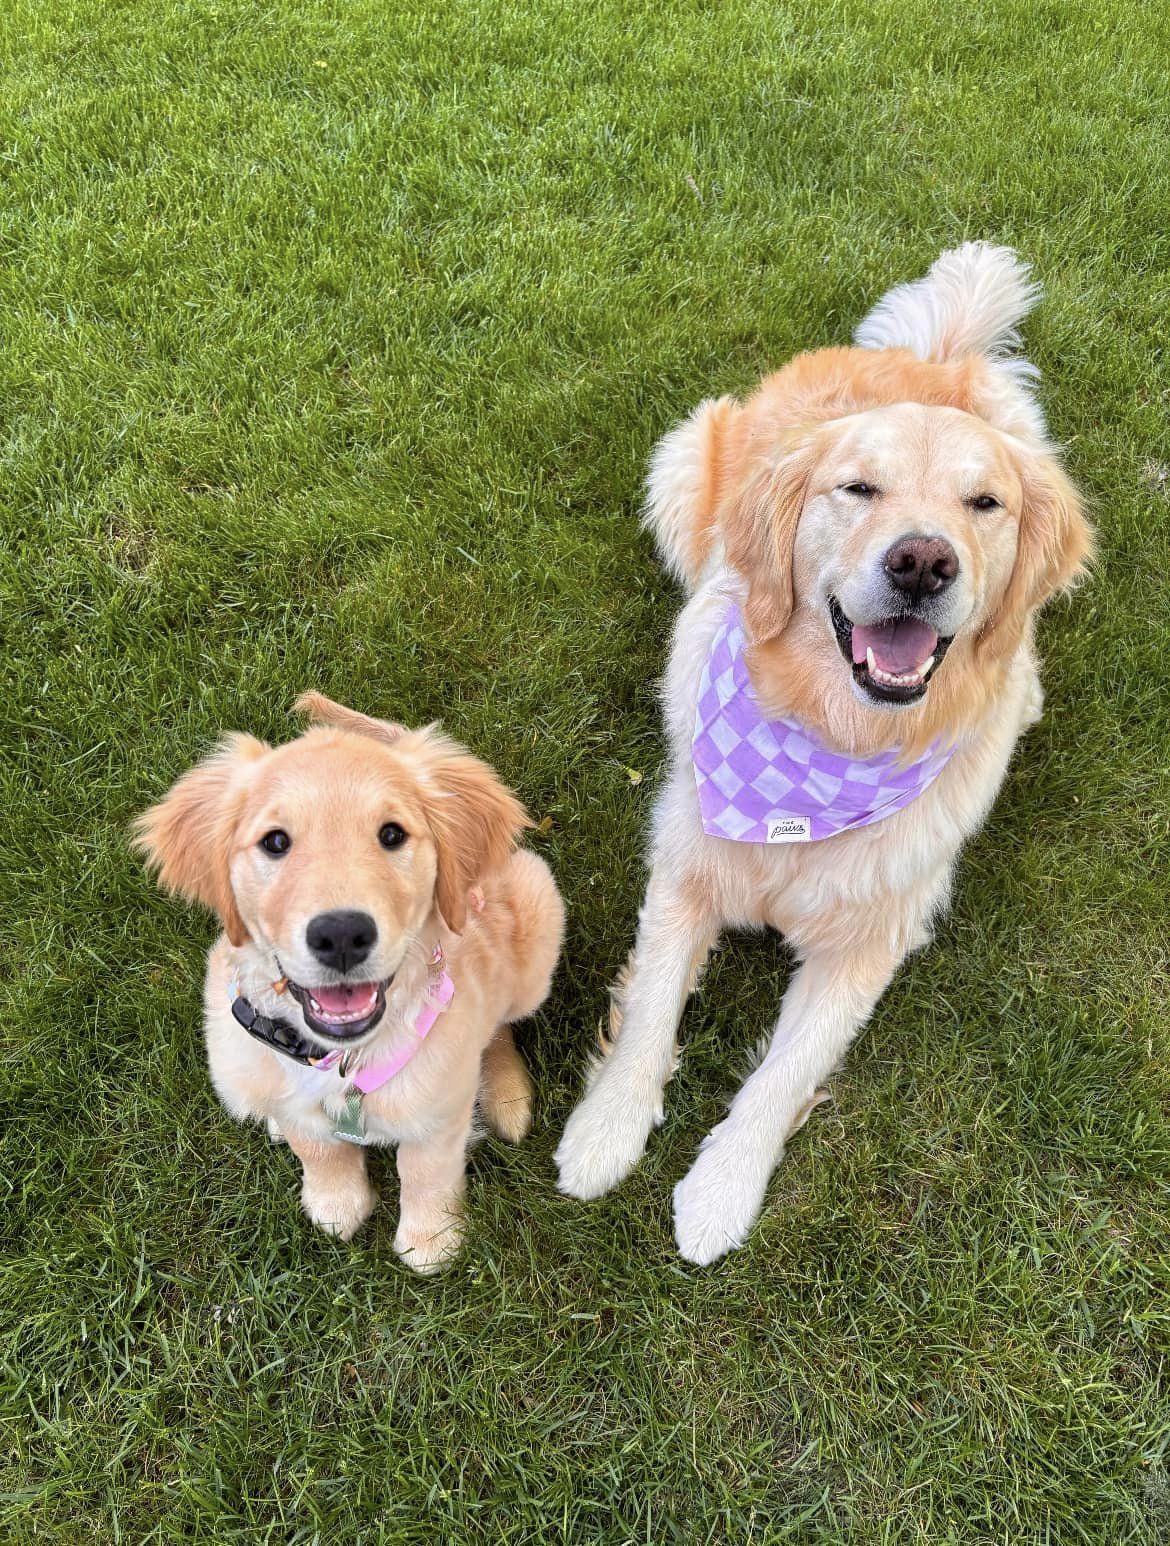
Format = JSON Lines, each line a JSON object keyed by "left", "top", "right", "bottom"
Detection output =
{"left": 138, "top": 694, "right": 563, "bottom": 1272}
{"left": 556, "top": 244, "right": 1093, "bottom": 1263}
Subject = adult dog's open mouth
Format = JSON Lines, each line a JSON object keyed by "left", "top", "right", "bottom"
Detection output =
{"left": 829, "top": 597, "right": 953, "bottom": 705}
{"left": 285, "top": 977, "right": 390, "bottom": 1041}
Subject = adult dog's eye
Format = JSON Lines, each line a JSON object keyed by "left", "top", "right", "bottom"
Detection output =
{"left": 841, "top": 481, "right": 878, "bottom": 498}
{"left": 379, "top": 822, "right": 408, "bottom": 851}
{"left": 259, "top": 829, "right": 291, "bottom": 857}
{"left": 968, "top": 493, "right": 1001, "bottom": 512}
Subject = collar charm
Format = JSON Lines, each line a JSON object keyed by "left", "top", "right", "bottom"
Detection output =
{"left": 693, "top": 604, "right": 957, "bottom": 843}
{"left": 332, "top": 1090, "right": 376, "bottom": 1145}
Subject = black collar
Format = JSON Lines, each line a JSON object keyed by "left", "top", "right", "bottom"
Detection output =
{"left": 231, "top": 993, "right": 335, "bottom": 1067}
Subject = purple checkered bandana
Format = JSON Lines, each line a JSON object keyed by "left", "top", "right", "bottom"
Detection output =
{"left": 693, "top": 605, "right": 957, "bottom": 843}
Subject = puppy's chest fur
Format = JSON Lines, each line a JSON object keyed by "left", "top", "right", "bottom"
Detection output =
{"left": 203, "top": 939, "right": 463, "bottom": 1147}
{"left": 276, "top": 1048, "right": 444, "bottom": 1144}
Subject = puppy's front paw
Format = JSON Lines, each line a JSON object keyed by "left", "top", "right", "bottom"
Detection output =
{"left": 673, "top": 1130, "right": 772, "bottom": 1266}
{"left": 394, "top": 1214, "right": 464, "bottom": 1275}
{"left": 554, "top": 1079, "right": 658, "bottom": 1200}
{"left": 301, "top": 1178, "right": 377, "bottom": 1241}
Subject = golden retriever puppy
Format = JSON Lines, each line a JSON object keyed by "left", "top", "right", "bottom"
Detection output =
{"left": 556, "top": 244, "right": 1093, "bottom": 1263}
{"left": 137, "top": 694, "right": 564, "bottom": 1272}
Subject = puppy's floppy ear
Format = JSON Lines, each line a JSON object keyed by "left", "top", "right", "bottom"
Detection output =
{"left": 401, "top": 729, "right": 531, "bottom": 934}
{"left": 133, "top": 734, "right": 268, "bottom": 946}
{"left": 978, "top": 453, "right": 1094, "bottom": 661}
{"left": 721, "top": 430, "right": 817, "bottom": 643}
{"left": 294, "top": 691, "right": 407, "bottom": 745}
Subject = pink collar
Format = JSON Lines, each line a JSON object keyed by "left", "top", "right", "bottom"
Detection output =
{"left": 307, "top": 944, "right": 454, "bottom": 1093}
{"left": 346, "top": 967, "right": 453, "bottom": 1093}
{"left": 227, "top": 944, "right": 454, "bottom": 1091}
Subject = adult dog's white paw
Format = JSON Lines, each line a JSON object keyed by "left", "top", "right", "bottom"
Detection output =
{"left": 672, "top": 1132, "right": 771, "bottom": 1266}
{"left": 554, "top": 1080, "right": 658, "bottom": 1200}
{"left": 301, "top": 1179, "right": 377, "bottom": 1241}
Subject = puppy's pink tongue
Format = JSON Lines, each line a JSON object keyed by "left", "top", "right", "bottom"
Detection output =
{"left": 851, "top": 618, "right": 938, "bottom": 673}
{"left": 312, "top": 982, "right": 378, "bottom": 1015}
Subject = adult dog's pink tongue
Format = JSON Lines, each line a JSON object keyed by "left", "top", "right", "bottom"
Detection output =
{"left": 851, "top": 618, "right": 938, "bottom": 673}
{"left": 312, "top": 982, "right": 378, "bottom": 1016}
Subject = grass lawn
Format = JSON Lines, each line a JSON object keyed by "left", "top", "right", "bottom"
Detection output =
{"left": 3, "top": 0, "right": 1169, "bottom": 1538}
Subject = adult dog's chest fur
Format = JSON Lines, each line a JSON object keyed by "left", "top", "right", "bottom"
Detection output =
{"left": 654, "top": 571, "right": 1040, "bottom": 948}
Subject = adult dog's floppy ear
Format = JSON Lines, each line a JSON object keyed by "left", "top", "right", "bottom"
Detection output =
{"left": 293, "top": 691, "right": 407, "bottom": 745}
{"left": 133, "top": 734, "right": 268, "bottom": 947}
{"left": 401, "top": 729, "right": 531, "bottom": 933}
{"left": 721, "top": 430, "right": 817, "bottom": 644}
{"left": 978, "top": 454, "right": 1094, "bottom": 661}
{"left": 643, "top": 395, "right": 742, "bottom": 590}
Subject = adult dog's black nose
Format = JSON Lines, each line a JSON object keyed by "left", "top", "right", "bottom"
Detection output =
{"left": 306, "top": 910, "right": 378, "bottom": 973}
{"left": 884, "top": 534, "right": 959, "bottom": 601}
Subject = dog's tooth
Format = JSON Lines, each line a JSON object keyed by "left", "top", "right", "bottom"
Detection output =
{"left": 866, "top": 646, "right": 877, "bottom": 675}
{"left": 871, "top": 659, "right": 932, "bottom": 688}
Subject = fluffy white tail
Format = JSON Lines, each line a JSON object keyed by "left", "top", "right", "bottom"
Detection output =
{"left": 854, "top": 242, "right": 1040, "bottom": 363}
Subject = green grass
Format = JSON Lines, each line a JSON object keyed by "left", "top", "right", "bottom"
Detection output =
{"left": 3, "top": 0, "right": 1169, "bottom": 1538}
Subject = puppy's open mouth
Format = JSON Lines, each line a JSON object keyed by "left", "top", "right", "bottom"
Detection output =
{"left": 285, "top": 978, "right": 390, "bottom": 1041}
{"left": 829, "top": 597, "right": 953, "bottom": 705}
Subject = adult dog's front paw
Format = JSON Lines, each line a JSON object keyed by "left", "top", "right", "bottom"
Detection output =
{"left": 301, "top": 1177, "right": 377, "bottom": 1241}
{"left": 672, "top": 1128, "right": 772, "bottom": 1266}
{"left": 554, "top": 1078, "right": 658, "bottom": 1200}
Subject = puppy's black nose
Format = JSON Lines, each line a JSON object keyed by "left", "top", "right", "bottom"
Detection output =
{"left": 884, "top": 534, "right": 959, "bottom": 601}
{"left": 306, "top": 910, "right": 378, "bottom": 973}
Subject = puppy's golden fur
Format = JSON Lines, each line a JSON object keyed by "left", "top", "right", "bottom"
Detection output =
{"left": 137, "top": 694, "right": 564, "bottom": 1272}
{"left": 556, "top": 244, "right": 1094, "bottom": 1262}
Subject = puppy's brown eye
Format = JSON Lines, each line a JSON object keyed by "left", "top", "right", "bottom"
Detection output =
{"left": 259, "top": 829, "right": 291, "bottom": 857}
{"left": 379, "top": 822, "right": 408, "bottom": 851}
{"left": 841, "top": 481, "right": 878, "bottom": 498}
{"left": 968, "top": 493, "right": 1001, "bottom": 512}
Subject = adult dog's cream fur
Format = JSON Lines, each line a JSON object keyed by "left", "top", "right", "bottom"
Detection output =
{"left": 137, "top": 694, "right": 564, "bottom": 1272}
{"left": 555, "top": 244, "right": 1093, "bottom": 1263}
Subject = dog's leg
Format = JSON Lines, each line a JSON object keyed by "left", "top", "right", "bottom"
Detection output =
{"left": 555, "top": 870, "right": 718, "bottom": 1199}
{"left": 283, "top": 1130, "right": 378, "bottom": 1241}
{"left": 394, "top": 1107, "right": 476, "bottom": 1274}
{"left": 480, "top": 1025, "right": 534, "bottom": 1143}
{"left": 672, "top": 939, "right": 902, "bottom": 1265}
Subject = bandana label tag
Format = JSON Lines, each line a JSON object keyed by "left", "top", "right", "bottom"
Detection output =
{"left": 766, "top": 817, "right": 812, "bottom": 843}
